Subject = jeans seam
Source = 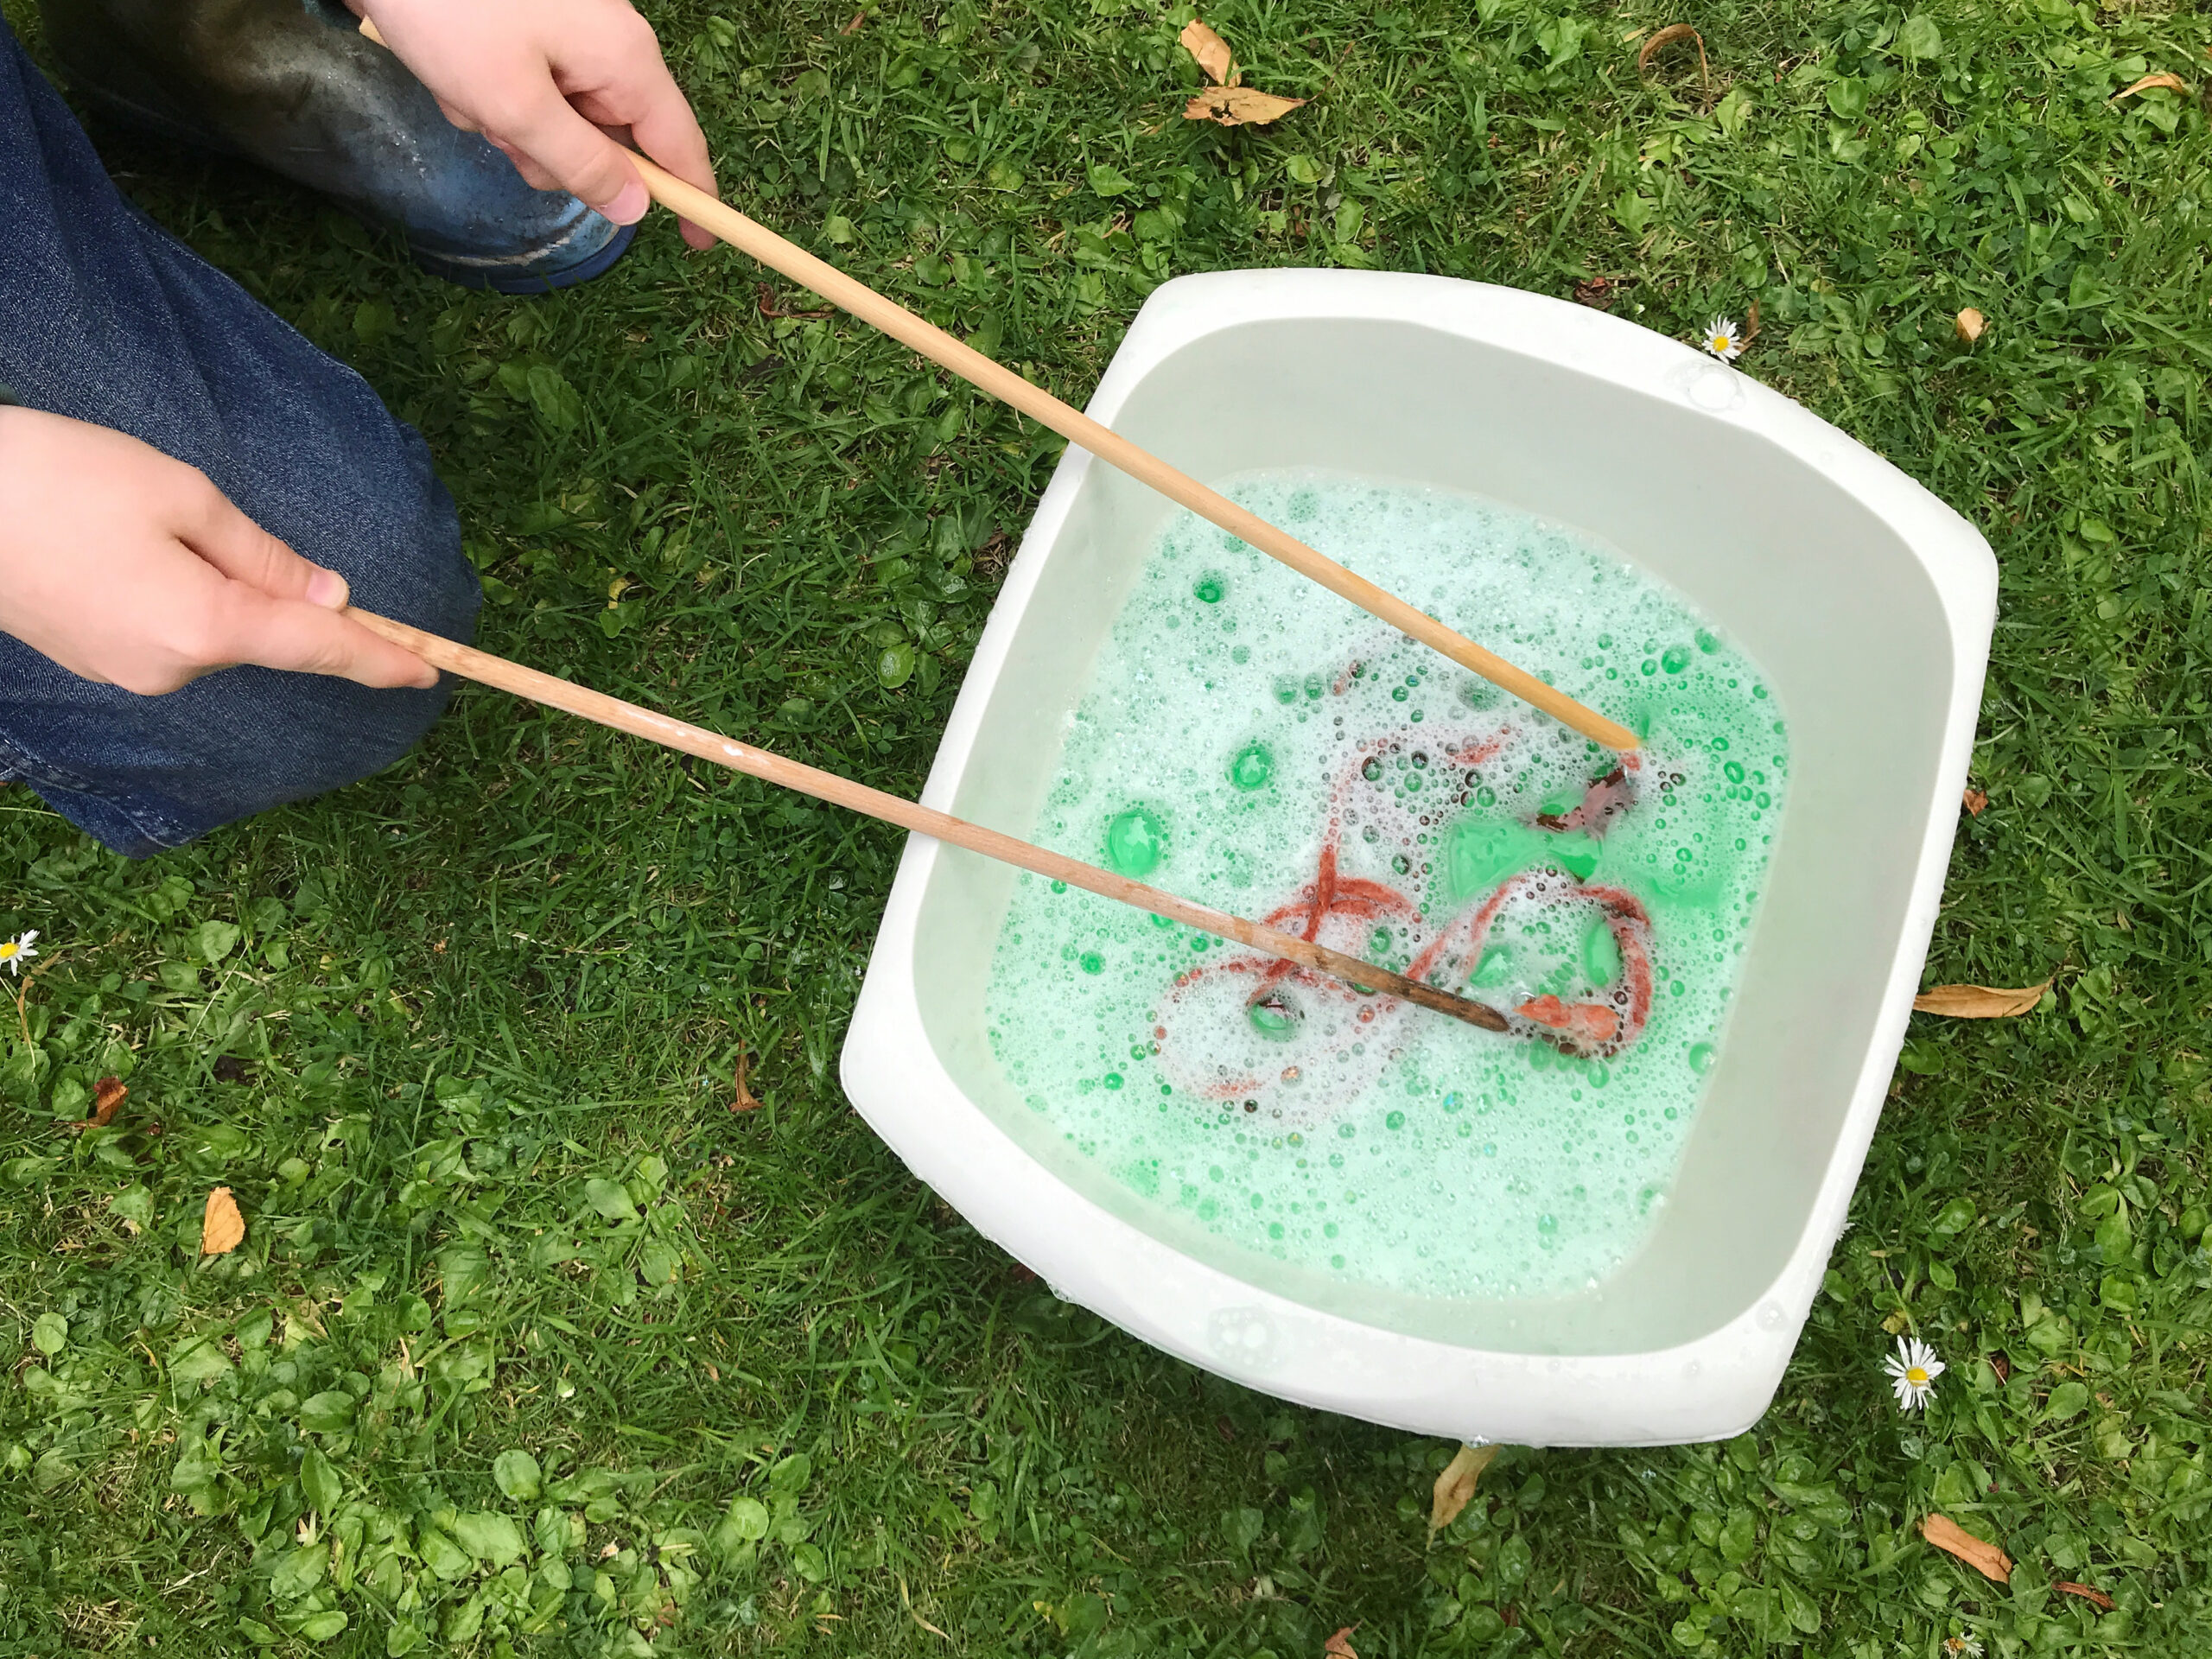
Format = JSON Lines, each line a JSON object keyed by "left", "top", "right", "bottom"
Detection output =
{"left": 0, "top": 726, "right": 193, "bottom": 849}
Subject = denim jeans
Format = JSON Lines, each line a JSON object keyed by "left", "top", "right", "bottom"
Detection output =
{"left": 0, "top": 12, "right": 479, "bottom": 857}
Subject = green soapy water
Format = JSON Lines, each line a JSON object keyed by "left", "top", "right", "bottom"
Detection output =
{"left": 982, "top": 471, "right": 1789, "bottom": 1300}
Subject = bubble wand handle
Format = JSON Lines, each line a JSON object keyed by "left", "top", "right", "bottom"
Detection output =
{"left": 353, "top": 18, "right": 1636, "bottom": 754}
{"left": 349, "top": 608, "right": 1510, "bottom": 1032}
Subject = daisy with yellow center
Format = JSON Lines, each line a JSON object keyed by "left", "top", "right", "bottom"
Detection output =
{"left": 1943, "top": 1635, "right": 1983, "bottom": 1658}
{"left": 1885, "top": 1335, "right": 1943, "bottom": 1410}
{"left": 1701, "top": 316, "right": 1745, "bottom": 361}
{"left": 0, "top": 930, "right": 35, "bottom": 976}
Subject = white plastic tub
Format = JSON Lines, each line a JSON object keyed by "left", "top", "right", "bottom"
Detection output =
{"left": 841, "top": 270, "right": 1996, "bottom": 1446}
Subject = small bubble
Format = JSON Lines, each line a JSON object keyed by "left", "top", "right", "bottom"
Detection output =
{"left": 1230, "top": 742, "right": 1274, "bottom": 791}
{"left": 1079, "top": 951, "right": 1104, "bottom": 975}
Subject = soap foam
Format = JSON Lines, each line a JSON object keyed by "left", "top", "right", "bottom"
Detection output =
{"left": 982, "top": 471, "right": 1789, "bottom": 1300}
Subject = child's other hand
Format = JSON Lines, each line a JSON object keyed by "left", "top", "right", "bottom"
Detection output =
{"left": 354, "top": 0, "right": 720, "bottom": 250}
{"left": 0, "top": 409, "right": 440, "bottom": 695}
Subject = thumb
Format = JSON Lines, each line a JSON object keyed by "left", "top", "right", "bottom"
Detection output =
{"left": 204, "top": 583, "right": 442, "bottom": 690}
{"left": 493, "top": 92, "right": 649, "bottom": 222}
{"left": 174, "top": 474, "right": 353, "bottom": 610}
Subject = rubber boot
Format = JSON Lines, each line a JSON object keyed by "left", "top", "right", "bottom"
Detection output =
{"left": 33, "top": 0, "right": 634, "bottom": 291}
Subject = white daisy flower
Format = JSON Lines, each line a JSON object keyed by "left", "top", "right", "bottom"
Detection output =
{"left": 0, "top": 930, "right": 37, "bottom": 976}
{"left": 1885, "top": 1335, "right": 1944, "bottom": 1410}
{"left": 1701, "top": 316, "right": 1745, "bottom": 361}
{"left": 1942, "top": 1635, "right": 1983, "bottom": 1658}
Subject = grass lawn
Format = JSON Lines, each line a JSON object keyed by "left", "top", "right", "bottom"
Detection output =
{"left": 3, "top": 0, "right": 2211, "bottom": 1652}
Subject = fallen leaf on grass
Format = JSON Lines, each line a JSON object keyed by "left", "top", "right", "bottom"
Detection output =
{"left": 1572, "top": 276, "right": 1632, "bottom": 309}
{"left": 1922, "top": 1514, "right": 2012, "bottom": 1583}
{"left": 66, "top": 1076, "right": 129, "bottom": 1133}
{"left": 1913, "top": 980, "right": 2051, "bottom": 1019}
{"left": 200, "top": 1187, "right": 245, "bottom": 1257}
{"left": 1431, "top": 1443, "right": 1501, "bottom": 1532}
{"left": 1637, "top": 23, "right": 1711, "bottom": 87}
{"left": 2113, "top": 73, "right": 2188, "bottom": 99}
{"left": 757, "top": 282, "right": 835, "bottom": 321}
{"left": 1180, "top": 19, "right": 1238, "bottom": 86}
{"left": 1185, "top": 86, "right": 1306, "bottom": 127}
{"left": 840, "top": 10, "right": 866, "bottom": 34}
{"left": 732, "top": 1050, "right": 762, "bottom": 1113}
{"left": 1324, "top": 1628, "right": 1361, "bottom": 1658}
{"left": 1962, "top": 786, "right": 1988, "bottom": 816}
{"left": 2056, "top": 1581, "right": 2114, "bottom": 1611}
{"left": 1955, "top": 308, "right": 1986, "bottom": 345}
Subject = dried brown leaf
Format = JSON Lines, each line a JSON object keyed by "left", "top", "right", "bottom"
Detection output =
{"left": 732, "top": 1050, "right": 762, "bottom": 1113}
{"left": 1744, "top": 297, "right": 1762, "bottom": 343}
{"left": 841, "top": 10, "right": 866, "bottom": 34}
{"left": 1961, "top": 786, "right": 1987, "bottom": 816}
{"left": 757, "top": 283, "right": 834, "bottom": 321}
{"left": 1955, "top": 307, "right": 1986, "bottom": 345}
{"left": 2113, "top": 73, "right": 2188, "bottom": 99}
{"left": 200, "top": 1186, "right": 245, "bottom": 1257}
{"left": 1324, "top": 1629, "right": 1361, "bottom": 1659}
{"left": 1184, "top": 86, "right": 1306, "bottom": 126}
{"left": 1922, "top": 1515, "right": 2012, "bottom": 1583}
{"left": 1180, "top": 19, "right": 1238, "bottom": 86}
{"left": 1430, "top": 1443, "right": 1501, "bottom": 1532}
{"left": 1637, "top": 23, "right": 1710, "bottom": 86}
{"left": 1912, "top": 980, "right": 2051, "bottom": 1019}
{"left": 67, "top": 1075, "right": 128, "bottom": 1130}
{"left": 2056, "top": 1582, "right": 2114, "bottom": 1611}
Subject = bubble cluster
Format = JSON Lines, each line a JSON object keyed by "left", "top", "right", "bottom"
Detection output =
{"left": 982, "top": 471, "right": 1789, "bottom": 1300}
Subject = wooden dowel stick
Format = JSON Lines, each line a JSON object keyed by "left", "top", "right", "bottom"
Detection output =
{"left": 350, "top": 609, "right": 1510, "bottom": 1033}
{"left": 353, "top": 16, "right": 1635, "bottom": 754}
{"left": 628, "top": 154, "right": 1637, "bottom": 753}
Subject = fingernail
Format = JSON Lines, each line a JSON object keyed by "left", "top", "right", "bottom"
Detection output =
{"left": 603, "top": 177, "right": 650, "bottom": 225}
{"left": 306, "top": 569, "right": 350, "bottom": 608}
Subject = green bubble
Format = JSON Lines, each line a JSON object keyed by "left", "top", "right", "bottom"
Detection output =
{"left": 1229, "top": 742, "right": 1274, "bottom": 791}
{"left": 1104, "top": 805, "right": 1167, "bottom": 876}
{"left": 1248, "top": 992, "right": 1300, "bottom": 1039}
{"left": 1549, "top": 832, "right": 1600, "bottom": 882}
{"left": 1078, "top": 951, "right": 1104, "bottom": 975}
{"left": 1688, "top": 1042, "right": 1717, "bottom": 1076}
{"left": 1661, "top": 645, "right": 1693, "bottom": 674}
{"left": 1580, "top": 917, "right": 1621, "bottom": 985}
{"left": 1103, "top": 1071, "right": 1123, "bottom": 1090}
{"left": 1193, "top": 575, "right": 1225, "bottom": 604}
{"left": 1443, "top": 817, "right": 1549, "bottom": 903}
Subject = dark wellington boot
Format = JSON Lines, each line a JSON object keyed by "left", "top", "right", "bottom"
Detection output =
{"left": 34, "top": 0, "right": 634, "bottom": 291}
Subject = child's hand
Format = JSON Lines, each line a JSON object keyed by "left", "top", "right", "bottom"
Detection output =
{"left": 0, "top": 409, "right": 440, "bottom": 695}
{"left": 353, "top": 0, "right": 720, "bottom": 250}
